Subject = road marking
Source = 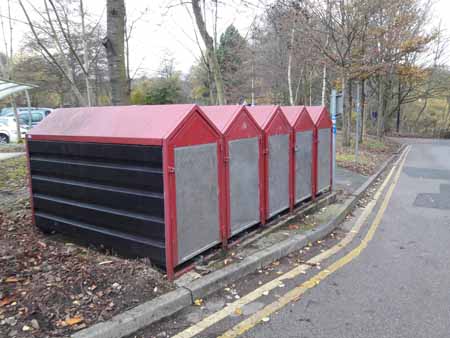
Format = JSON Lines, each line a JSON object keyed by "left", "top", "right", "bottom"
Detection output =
{"left": 218, "top": 147, "right": 410, "bottom": 338}
{"left": 171, "top": 147, "right": 410, "bottom": 338}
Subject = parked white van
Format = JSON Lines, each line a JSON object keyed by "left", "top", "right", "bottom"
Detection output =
{"left": 0, "top": 117, "right": 27, "bottom": 143}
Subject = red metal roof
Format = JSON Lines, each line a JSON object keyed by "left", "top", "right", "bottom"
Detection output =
{"left": 201, "top": 105, "right": 243, "bottom": 132}
{"left": 282, "top": 106, "right": 307, "bottom": 126}
{"left": 282, "top": 106, "right": 315, "bottom": 131}
{"left": 306, "top": 106, "right": 326, "bottom": 124}
{"left": 29, "top": 104, "right": 201, "bottom": 144}
{"left": 247, "top": 105, "right": 279, "bottom": 129}
{"left": 306, "top": 106, "right": 332, "bottom": 129}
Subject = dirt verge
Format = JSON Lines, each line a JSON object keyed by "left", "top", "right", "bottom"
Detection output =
{"left": 0, "top": 156, "right": 173, "bottom": 338}
{"left": 336, "top": 134, "right": 400, "bottom": 176}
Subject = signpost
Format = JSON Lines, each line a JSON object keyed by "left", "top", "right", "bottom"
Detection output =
{"left": 330, "top": 89, "right": 337, "bottom": 187}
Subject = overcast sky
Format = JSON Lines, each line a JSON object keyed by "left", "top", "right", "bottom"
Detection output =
{"left": 0, "top": 0, "right": 449, "bottom": 77}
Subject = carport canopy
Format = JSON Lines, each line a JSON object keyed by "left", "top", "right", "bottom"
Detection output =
{"left": 0, "top": 79, "right": 37, "bottom": 101}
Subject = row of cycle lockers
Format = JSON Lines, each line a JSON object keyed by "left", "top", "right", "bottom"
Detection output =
{"left": 26, "top": 104, "right": 332, "bottom": 280}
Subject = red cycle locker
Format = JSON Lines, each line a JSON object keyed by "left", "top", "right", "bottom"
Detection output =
{"left": 282, "top": 106, "right": 315, "bottom": 206}
{"left": 202, "top": 105, "right": 264, "bottom": 239}
{"left": 247, "top": 106, "right": 292, "bottom": 220}
{"left": 307, "top": 106, "right": 333, "bottom": 196}
{"left": 26, "top": 104, "right": 223, "bottom": 280}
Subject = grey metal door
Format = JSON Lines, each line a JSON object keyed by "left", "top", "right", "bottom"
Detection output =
{"left": 317, "top": 128, "right": 331, "bottom": 193}
{"left": 268, "top": 134, "right": 290, "bottom": 218}
{"left": 174, "top": 143, "right": 220, "bottom": 264}
{"left": 229, "top": 137, "right": 260, "bottom": 236}
{"left": 295, "top": 130, "right": 313, "bottom": 203}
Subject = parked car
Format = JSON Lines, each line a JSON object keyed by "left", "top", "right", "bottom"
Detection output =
{"left": 0, "top": 117, "right": 27, "bottom": 144}
{"left": 3, "top": 109, "right": 52, "bottom": 128}
{"left": 0, "top": 107, "right": 39, "bottom": 116}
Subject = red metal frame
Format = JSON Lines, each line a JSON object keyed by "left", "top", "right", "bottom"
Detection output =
{"left": 247, "top": 106, "right": 291, "bottom": 221}
{"left": 28, "top": 104, "right": 223, "bottom": 282}
{"left": 306, "top": 106, "right": 333, "bottom": 197}
{"left": 281, "top": 106, "right": 315, "bottom": 207}
{"left": 202, "top": 106, "right": 265, "bottom": 242}
{"left": 165, "top": 106, "right": 223, "bottom": 281}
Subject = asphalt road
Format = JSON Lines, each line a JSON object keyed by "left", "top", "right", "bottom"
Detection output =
{"left": 130, "top": 139, "right": 450, "bottom": 338}
{"left": 240, "top": 139, "right": 450, "bottom": 338}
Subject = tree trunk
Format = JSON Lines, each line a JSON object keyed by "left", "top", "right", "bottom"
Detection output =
{"left": 287, "top": 27, "right": 295, "bottom": 105}
{"left": 10, "top": 95, "right": 22, "bottom": 143}
{"left": 192, "top": 0, "right": 225, "bottom": 105}
{"left": 341, "top": 69, "right": 350, "bottom": 147}
{"left": 321, "top": 64, "right": 327, "bottom": 106}
{"left": 396, "top": 78, "right": 401, "bottom": 133}
{"left": 105, "top": 0, "right": 129, "bottom": 105}
{"left": 80, "top": 0, "right": 92, "bottom": 106}
{"left": 206, "top": 61, "right": 215, "bottom": 104}
{"left": 377, "top": 76, "right": 385, "bottom": 139}
{"left": 345, "top": 78, "right": 352, "bottom": 147}
{"left": 360, "top": 79, "right": 366, "bottom": 143}
{"left": 443, "top": 96, "right": 450, "bottom": 132}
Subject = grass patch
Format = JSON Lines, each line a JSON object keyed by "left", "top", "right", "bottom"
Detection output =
{"left": 0, "top": 143, "right": 25, "bottom": 153}
{"left": 335, "top": 133, "right": 400, "bottom": 175}
{"left": 363, "top": 138, "right": 387, "bottom": 152}
{"left": 0, "top": 155, "right": 27, "bottom": 190}
{"left": 336, "top": 152, "right": 371, "bottom": 165}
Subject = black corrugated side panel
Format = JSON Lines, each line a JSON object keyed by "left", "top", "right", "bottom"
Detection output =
{"left": 28, "top": 140, "right": 166, "bottom": 267}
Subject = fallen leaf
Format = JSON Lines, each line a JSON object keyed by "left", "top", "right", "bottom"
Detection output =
{"left": 65, "top": 316, "right": 83, "bottom": 326}
{"left": 234, "top": 308, "right": 242, "bottom": 316}
{"left": 99, "top": 260, "right": 113, "bottom": 265}
{"left": 261, "top": 317, "right": 270, "bottom": 322}
{"left": 288, "top": 224, "right": 299, "bottom": 230}
{"left": 37, "top": 241, "right": 47, "bottom": 249}
{"left": 0, "top": 297, "right": 15, "bottom": 307}
{"left": 5, "top": 277, "right": 19, "bottom": 283}
{"left": 194, "top": 299, "right": 203, "bottom": 306}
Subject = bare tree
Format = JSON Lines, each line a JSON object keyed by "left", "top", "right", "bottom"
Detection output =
{"left": 191, "top": 0, "right": 225, "bottom": 104}
{"left": 18, "top": 0, "right": 103, "bottom": 106}
{"left": 1, "top": 0, "right": 24, "bottom": 142}
{"left": 79, "top": 0, "right": 92, "bottom": 106}
{"left": 124, "top": 7, "right": 148, "bottom": 95}
{"left": 104, "top": 0, "right": 129, "bottom": 105}
{"left": 287, "top": 24, "right": 295, "bottom": 105}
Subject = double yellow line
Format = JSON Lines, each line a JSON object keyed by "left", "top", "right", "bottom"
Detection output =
{"left": 173, "top": 147, "right": 410, "bottom": 338}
